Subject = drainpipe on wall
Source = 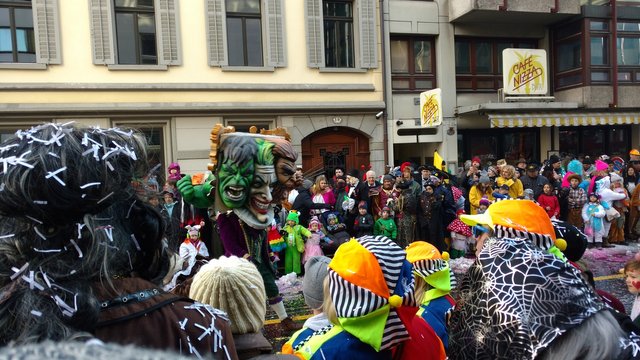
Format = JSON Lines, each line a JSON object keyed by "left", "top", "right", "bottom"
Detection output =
{"left": 498, "top": 0, "right": 508, "bottom": 11}
{"left": 380, "top": 0, "right": 390, "bottom": 166}
{"left": 610, "top": 0, "right": 618, "bottom": 108}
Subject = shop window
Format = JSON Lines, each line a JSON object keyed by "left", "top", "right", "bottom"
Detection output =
{"left": 457, "top": 129, "right": 539, "bottom": 166}
{"left": 559, "top": 125, "right": 631, "bottom": 158}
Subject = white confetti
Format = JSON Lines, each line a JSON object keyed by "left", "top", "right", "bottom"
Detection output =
{"left": 25, "top": 215, "right": 43, "bottom": 224}
{"left": 30, "top": 310, "right": 42, "bottom": 317}
{"left": 126, "top": 201, "right": 136, "bottom": 219}
{"left": 33, "top": 227, "right": 47, "bottom": 240}
{"left": 178, "top": 318, "right": 188, "bottom": 330}
{"left": 45, "top": 166, "right": 67, "bottom": 186}
{"left": 106, "top": 160, "right": 114, "bottom": 171}
{"left": 80, "top": 182, "right": 101, "bottom": 189}
{"left": 47, "top": 152, "right": 60, "bottom": 158}
{"left": 130, "top": 234, "right": 141, "bottom": 251}
{"left": 70, "top": 239, "right": 83, "bottom": 258}
{"left": 22, "top": 271, "right": 44, "bottom": 291}
{"left": 33, "top": 248, "right": 61, "bottom": 253}
{"left": 97, "top": 192, "right": 114, "bottom": 204}
{"left": 10, "top": 263, "right": 29, "bottom": 281}
{"left": 0, "top": 234, "right": 14, "bottom": 239}
{"left": 33, "top": 200, "right": 48, "bottom": 205}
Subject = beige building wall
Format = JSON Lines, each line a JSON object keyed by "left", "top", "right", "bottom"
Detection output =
{"left": 0, "top": 0, "right": 385, "bottom": 176}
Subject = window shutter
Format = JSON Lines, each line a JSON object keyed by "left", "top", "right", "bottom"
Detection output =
{"left": 304, "top": 0, "right": 324, "bottom": 68}
{"left": 358, "top": 0, "right": 377, "bottom": 69}
{"left": 205, "top": 0, "right": 227, "bottom": 66}
{"left": 156, "top": 0, "right": 181, "bottom": 65}
{"left": 264, "top": 0, "right": 286, "bottom": 67}
{"left": 32, "top": 0, "right": 61, "bottom": 64}
{"left": 88, "top": 0, "right": 115, "bottom": 65}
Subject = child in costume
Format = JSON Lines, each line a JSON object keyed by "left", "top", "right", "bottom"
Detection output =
{"left": 582, "top": 193, "right": 606, "bottom": 248}
{"left": 477, "top": 197, "right": 490, "bottom": 214}
{"left": 406, "top": 241, "right": 456, "bottom": 350}
{"left": 282, "top": 235, "right": 445, "bottom": 360}
{"left": 447, "top": 212, "right": 472, "bottom": 259}
{"left": 374, "top": 206, "right": 397, "bottom": 240}
{"left": 537, "top": 183, "right": 560, "bottom": 219}
{"left": 303, "top": 217, "right": 329, "bottom": 264}
{"left": 567, "top": 173, "right": 587, "bottom": 229}
{"left": 179, "top": 223, "right": 210, "bottom": 267}
{"left": 283, "top": 210, "right": 310, "bottom": 275}
{"left": 609, "top": 173, "right": 629, "bottom": 244}
{"left": 323, "top": 212, "right": 349, "bottom": 255}
{"left": 353, "top": 201, "right": 374, "bottom": 237}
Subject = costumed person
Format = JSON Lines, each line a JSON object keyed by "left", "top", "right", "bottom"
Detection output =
{"left": 406, "top": 242, "right": 456, "bottom": 350}
{"left": 282, "top": 235, "right": 446, "bottom": 360}
{"left": 179, "top": 223, "right": 210, "bottom": 265}
{"left": 537, "top": 183, "right": 560, "bottom": 219}
{"left": 447, "top": 212, "right": 472, "bottom": 259}
{"left": 189, "top": 256, "right": 298, "bottom": 360}
{"left": 449, "top": 233, "right": 639, "bottom": 359}
{"left": 477, "top": 197, "right": 490, "bottom": 214}
{"left": 566, "top": 173, "right": 587, "bottom": 228}
{"left": 595, "top": 175, "right": 626, "bottom": 247}
{"left": 582, "top": 193, "right": 606, "bottom": 248}
{"left": 344, "top": 168, "right": 370, "bottom": 235}
{"left": 323, "top": 212, "right": 349, "bottom": 256}
{"left": 176, "top": 126, "right": 302, "bottom": 331}
{"left": 353, "top": 201, "right": 374, "bottom": 237}
{"left": 609, "top": 173, "right": 630, "bottom": 244}
{"left": 418, "top": 181, "right": 445, "bottom": 252}
{"left": 267, "top": 220, "right": 286, "bottom": 263}
{"left": 283, "top": 256, "right": 332, "bottom": 350}
{"left": 167, "top": 162, "right": 182, "bottom": 183}
{"left": 303, "top": 217, "right": 328, "bottom": 264}
{"left": 372, "top": 174, "right": 399, "bottom": 220}
{"left": 374, "top": 206, "right": 397, "bottom": 241}
{"left": 282, "top": 210, "right": 309, "bottom": 275}
{"left": 0, "top": 123, "right": 237, "bottom": 358}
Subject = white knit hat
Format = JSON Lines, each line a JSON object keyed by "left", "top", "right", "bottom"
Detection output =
{"left": 189, "top": 256, "right": 266, "bottom": 334}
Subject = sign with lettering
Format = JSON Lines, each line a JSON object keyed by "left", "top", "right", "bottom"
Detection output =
{"left": 419, "top": 88, "right": 442, "bottom": 127}
{"left": 502, "top": 49, "right": 547, "bottom": 95}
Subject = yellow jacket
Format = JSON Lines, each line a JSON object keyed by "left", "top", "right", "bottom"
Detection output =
{"left": 495, "top": 177, "right": 524, "bottom": 199}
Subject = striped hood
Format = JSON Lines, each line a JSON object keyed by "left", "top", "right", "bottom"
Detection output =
{"left": 328, "top": 235, "right": 416, "bottom": 352}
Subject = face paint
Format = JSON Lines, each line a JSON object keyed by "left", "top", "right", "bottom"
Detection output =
{"left": 626, "top": 269, "right": 640, "bottom": 295}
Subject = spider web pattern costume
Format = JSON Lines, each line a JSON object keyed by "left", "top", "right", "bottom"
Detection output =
{"left": 449, "top": 237, "right": 604, "bottom": 359}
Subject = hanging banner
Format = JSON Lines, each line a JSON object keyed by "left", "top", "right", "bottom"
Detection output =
{"left": 502, "top": 48, "right": 548, "bottom": 95}
{"left": 420, "top": 88, "right": 442, "bottom": 127}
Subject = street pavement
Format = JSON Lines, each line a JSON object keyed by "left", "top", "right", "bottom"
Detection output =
{"left": 263, "top": 242, "right": 640, "bottom": 350}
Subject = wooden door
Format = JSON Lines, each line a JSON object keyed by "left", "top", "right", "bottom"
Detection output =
{"left": 301, "top": 127, "right": 370, "bottom": 179}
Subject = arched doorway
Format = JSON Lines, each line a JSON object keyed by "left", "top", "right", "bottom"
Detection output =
{"left": 301, "top": 127, "right": 370, "bottom": 179}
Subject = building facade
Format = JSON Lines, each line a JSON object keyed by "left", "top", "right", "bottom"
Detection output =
{"left": 384, "top": 0, "right": 640, "bottom": 172}
{"left": 0, "top": 0, "right": 386, "bottom": 182}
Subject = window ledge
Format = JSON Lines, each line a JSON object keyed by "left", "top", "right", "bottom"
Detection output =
{"left": 319, "top": 67, "right": 368, "bottom": 73}
{"left": 221, "top": 66, "right": 275, "bottom": 72}
{"left": 107, "top": 64, "right": 168, "bottom": 71}
{"left": 0, "top": 63, "right": 47, "bottom": 70}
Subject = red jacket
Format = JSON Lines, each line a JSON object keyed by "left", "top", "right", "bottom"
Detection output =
{"left": 537, "top": 193, "right": 560, "bottom": 218}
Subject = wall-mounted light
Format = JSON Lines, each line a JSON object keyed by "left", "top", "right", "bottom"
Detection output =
{"left": 446, "top": 127, "right": 455, "bottom": 136}
{"left": 396, "top": 120, "right": 403, "bottom": 126}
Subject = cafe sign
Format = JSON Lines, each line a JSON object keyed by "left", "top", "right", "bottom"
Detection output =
{"left": 419, "top": 88, "right": 442, "bottom": 127}
{"left": 502, "top": 48, "right": 547, "bottom": 95}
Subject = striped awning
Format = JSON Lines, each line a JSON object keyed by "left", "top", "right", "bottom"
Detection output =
{"left": 489, "top": 113, "right": 640, "bottom": 128}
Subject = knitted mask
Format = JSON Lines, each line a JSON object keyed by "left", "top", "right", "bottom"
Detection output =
{"left": 328, "top": 235, "right": 417, "bottom": 351}
{"left": 449, "top": 238, "right": 605, "bottom": 359}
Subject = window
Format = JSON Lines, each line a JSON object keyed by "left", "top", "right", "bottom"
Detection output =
{"left": 225, "top": 120, "right": 273, "bottom": 133}
{"left": 390, "top": 37, "right": 435, "bottom": 92}
{"left": 324, "top": 0, "right": 354, "bottom": 68}
{"left": 226, "top": 0, "right": 263, "bottom": 66}
{"left": 559, "top": 126, "right": 630, "bottom": 158}
{"left": 455, "top": 37, "right": 537, "bottom": 92}
{"left": 553, "top": 20, "right": 584, "bottom": 89}
{"left": 89, "top": 0, "right": 180, "bottom": 67}
{"left": 206, "top": 0, "right": 286, "bottom": 68}
{"left": 114, "top": 0, "right": 157, "bottom": 64}
{"left": 457, "top": 128, "right": 539, "bottom": 166}
{"left": 304, "top": 0, "right": 377, "bottom": 70}
{"left": 0, "top": 0, "right": 60, "bottom": 66}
